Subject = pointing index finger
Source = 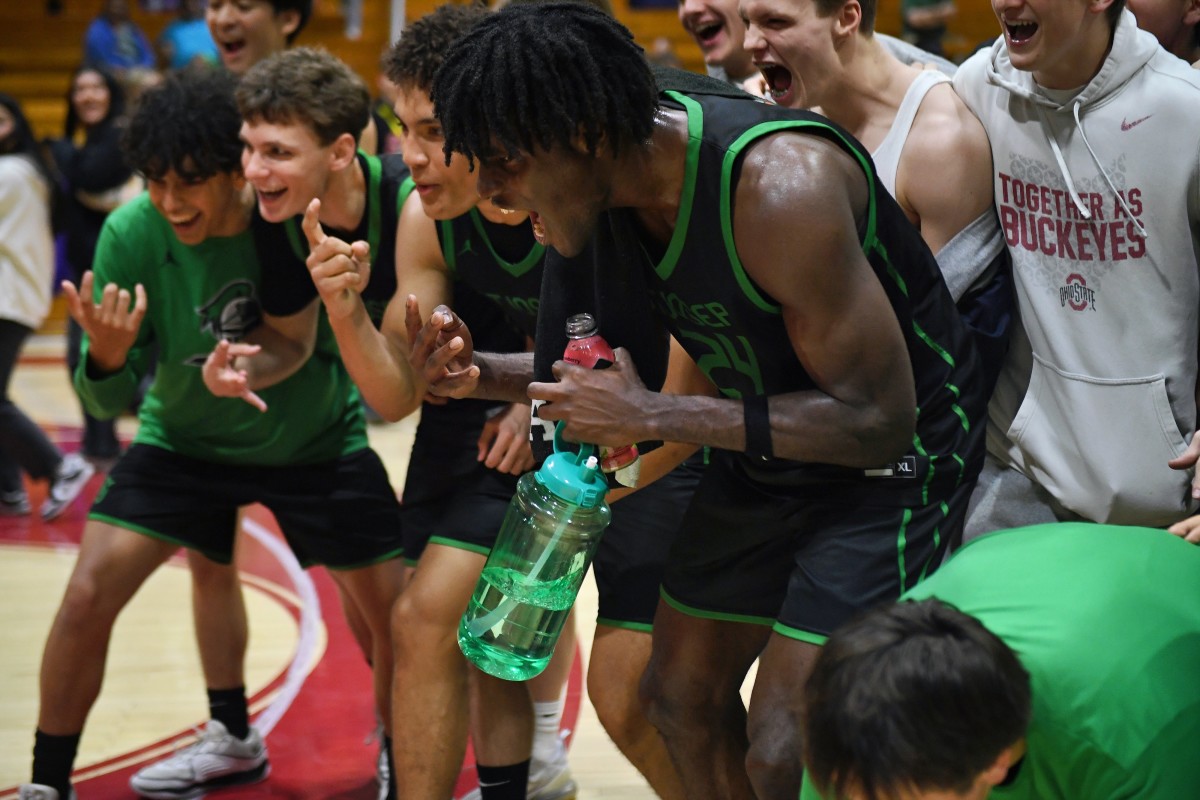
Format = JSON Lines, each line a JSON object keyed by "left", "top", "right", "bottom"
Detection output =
{"left": 301, "top": 198, "right": 326, "bottom": 249}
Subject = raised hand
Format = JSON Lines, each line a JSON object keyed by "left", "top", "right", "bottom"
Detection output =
{"left": 202, "top": 339, "right": 268, "bottom": 412}
{"left": 404, "top": 295, "right": 480, "bottom": 399}
{"left": 61, "top": 271, "right": 147, "bottom": 373}
{"left": 302, "top": 198, "right": 372, "bottom": 320}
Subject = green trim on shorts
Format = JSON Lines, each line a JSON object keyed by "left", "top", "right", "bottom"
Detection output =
{"left": 771, "top": 622, "right": 828, "bottom": 645}
{"left": 324, "top": 546, "right": 405, "bottom": 572}
{"left": 88, "top": 512, "right": 232, "bottom": 565}
{"left": 660, "top": 587, "right": 775, "bottom": 627}
{"left": 427, "top": 536, "right": 491, "bottom": 558}
{"left": 596, "top": 617, "right": 654, "bottom": 634}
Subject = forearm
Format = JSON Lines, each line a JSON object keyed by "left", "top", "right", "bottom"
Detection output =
{"left": 329, "top": 304, "right": 422, "bottom": 421}
{"left": 606, "top": 440, "right": 700, "bottom": 503}
{"left": 639, "top": 389, "right": 912, "bottom": 467}
{"left": 474, "top": 351, "right": 537, "bottom": 404}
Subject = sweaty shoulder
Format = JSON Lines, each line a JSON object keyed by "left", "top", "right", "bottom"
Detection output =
{"left": 737, "top": 131, "right": 868, "bottom": 219}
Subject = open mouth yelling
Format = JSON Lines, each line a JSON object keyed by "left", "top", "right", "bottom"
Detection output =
{"left": 693, "top": 20, "right": 724, "bottom": 50}
{"left": 254, "top": 186, "right": 288, "bottom": 218}
{"left": 759, "top": 64, "right": 795, "bottom": 105}
{"left": 1004, "top": 19, "right": 1038, "bottom": 47}
{"left": 529, "top": 210, "right": 547, "bottom": 245}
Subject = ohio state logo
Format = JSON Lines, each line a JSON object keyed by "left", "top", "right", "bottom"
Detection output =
{"left": 1059, "top": 273, "right": 1096, "bottom": 311}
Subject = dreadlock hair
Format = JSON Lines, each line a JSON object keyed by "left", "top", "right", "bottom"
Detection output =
{"left": 432, "top": 2, "right": 658, "bottom": 166}
{"left": 237, "top": 47, "right": 370, "bottom": 146}
{"left": 122, "top": 64, "right": 243, "bottom": 182}
{"left": 384, "top": 2, "right": 491, "bottom": 94}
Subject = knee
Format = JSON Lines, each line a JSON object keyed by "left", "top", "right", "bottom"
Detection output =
{"left": 588, "top": 671, "right": 643, "bottom": 748}
{"left": 390, "top": 591, "right": 458, "bottom": 663}
{"left": 745, "top": 705, "right": 803, "bottom": 797}
{"left": 56, "top": 575, "right": 113, "bottom": 633}
{"left": 638, "top": 657, "right": 708, "bottom": 737}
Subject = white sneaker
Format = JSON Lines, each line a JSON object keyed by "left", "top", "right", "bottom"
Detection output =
{"left": 17, "top": 785, "right": 74, "bottom": 800}
{"left": 40, "top": 454, "right": 95, "bottom": 521}
{"left": 461, "top": 735, "right": 578, "bottom": 800}
{"left": 129, "top": 721, "right": 269, "bottom": 799}
{"left": 375, "top": 733, "right": 393, "bottom": 800}
{"left": 528, "top": 736, "right": 577, "bottom": 800}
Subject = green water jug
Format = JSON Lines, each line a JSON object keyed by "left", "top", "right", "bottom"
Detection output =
{"left": 458, "top": 425, "right": 612, "bottom": 681}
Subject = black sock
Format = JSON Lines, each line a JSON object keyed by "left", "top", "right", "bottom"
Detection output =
{"left": 384, "top": 735, "right": 397, "bottom": 800}
{"left": 31, "top": 729, "right": 80, "bottom": 798}
{"left": 476, "top": 760, "right": 530, "bottom": 800}
{"left": 207, "top": 686, "right": 250, "bottom": 740}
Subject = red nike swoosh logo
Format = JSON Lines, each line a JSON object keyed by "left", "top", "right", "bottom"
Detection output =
{"left": 1121, "top": 115, "right": 1152, "bottom": 131}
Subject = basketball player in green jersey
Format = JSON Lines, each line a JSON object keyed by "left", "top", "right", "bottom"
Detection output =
{"left": 19, "top": 67, "right": 405, "bottom": 800}
{"left": 418, "top": 5, "right": 987, "bottom": 799}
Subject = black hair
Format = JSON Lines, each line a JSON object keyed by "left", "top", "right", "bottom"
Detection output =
{"left": 0, "top": 93, "right": 56, "bottom": 187}
{"left": 272, "top": 0, "right": 312, "bottom": 42}
{"left": 803, "top": 599, "right": 1031, "bottom": 800}
{"left": 122, "top": 65, "right": 243, "bottom": 181}
{"left": 431, "top": 2, "right": 658, "bottom": 166}
{"left": 384, "top": 2, "right": 491, "bottom": 93}
{"left": 65, "top": 63, "right": 126, "bottom": 140}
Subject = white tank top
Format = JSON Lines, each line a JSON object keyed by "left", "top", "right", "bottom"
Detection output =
{"left": 871, "top": 69, "right": 952, "bottom": 197}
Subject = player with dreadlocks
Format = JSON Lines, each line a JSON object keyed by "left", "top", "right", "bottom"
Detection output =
{"left": 417, "top": 4, "right": 988, "bottom": 799}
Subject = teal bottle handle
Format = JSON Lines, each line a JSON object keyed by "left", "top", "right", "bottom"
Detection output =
{"left": 553, "top": 421, "right": 597, "bottom": 463}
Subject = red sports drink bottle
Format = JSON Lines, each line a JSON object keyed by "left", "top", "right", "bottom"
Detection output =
{"left": 563, "top": 313, "right": 640, "bottom": 483}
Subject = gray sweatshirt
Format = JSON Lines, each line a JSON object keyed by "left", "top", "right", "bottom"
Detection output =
{"left": 954, "top": 10, "right": 1200, "bottom": 526}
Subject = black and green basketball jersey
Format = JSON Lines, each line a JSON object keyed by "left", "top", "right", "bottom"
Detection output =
{"left": 650, "top": 90, "right": 985, "bottom": 479}
{"left": 436, "top": 209, "right": 545, "bottom": 338}
{"left": 259, "top": 151, "right": 411, "bottom": 328}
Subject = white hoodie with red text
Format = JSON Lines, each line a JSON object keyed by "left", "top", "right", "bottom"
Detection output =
{"left": 954, "top": 10, "right": 1200, "bottom": 525}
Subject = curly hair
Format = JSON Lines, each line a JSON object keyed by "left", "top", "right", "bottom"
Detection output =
{"left": 384, "top": 2, "right": 490, "bottom": 93}
{"left": 431, "top": 2, "right": 658, "bottom": 165}
{"left": 122, "top": 65, "right": 242, "bottom": 181}
{"left": 236, "top": 47, "right": 370, "bottom": 146}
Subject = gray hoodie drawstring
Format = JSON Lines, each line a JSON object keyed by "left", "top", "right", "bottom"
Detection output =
{"left": 1038, "top": 100, "right": 1150, "bottom": 240}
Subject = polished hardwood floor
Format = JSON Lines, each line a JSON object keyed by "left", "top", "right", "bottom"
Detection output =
{"left": 1, "top": 330, "right": 661, "bottom": 799}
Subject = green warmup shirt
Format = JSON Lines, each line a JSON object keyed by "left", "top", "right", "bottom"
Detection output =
{"left": 801, "top": 522, "right": 1200, "bottom": 799}
{"left": 76, "top": 194, "right": 366, "bottom": 465}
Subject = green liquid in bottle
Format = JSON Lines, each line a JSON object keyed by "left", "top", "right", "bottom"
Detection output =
{"left": 458, "top": 565, "right": 579, "bottom": 681}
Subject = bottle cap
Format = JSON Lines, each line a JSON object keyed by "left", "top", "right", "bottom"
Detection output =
{"left": 536, "top": 424, "right": 607, "bottom": 507}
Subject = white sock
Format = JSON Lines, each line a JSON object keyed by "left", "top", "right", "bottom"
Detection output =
{"left": 532, "top": 696, "right": 565, "bottom": 765}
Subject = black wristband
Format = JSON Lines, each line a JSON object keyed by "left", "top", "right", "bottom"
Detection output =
{"left": 743, "top": 395, "right": 773, "bottom": 460}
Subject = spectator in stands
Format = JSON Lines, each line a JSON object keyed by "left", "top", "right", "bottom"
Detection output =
{"left": 158, "top": 0, "right": 219, "bottom": 71}
{"left": 45, "top": 65, "right": 139, "bottom": 469}
{"left": 0, "top": 93, "right": 95, "bottom": 521}
{"left": 83, "top": 0, "right": 157, "bottom": 91}
{"left": 901, "top": 0, "right": 956, "bottom": 58}
{"left": 205, "top": 0, "right": 310, "bottom": 76}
